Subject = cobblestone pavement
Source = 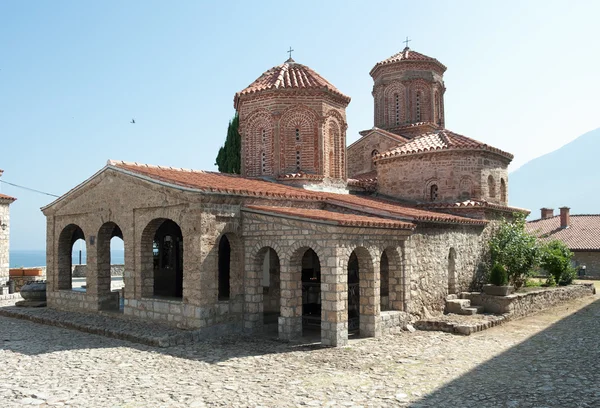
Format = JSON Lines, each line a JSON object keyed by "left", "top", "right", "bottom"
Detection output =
{"left": 1, "top": 294, "right": 599, "bottom": 407}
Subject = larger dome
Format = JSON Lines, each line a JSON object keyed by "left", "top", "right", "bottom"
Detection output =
{"left": 370, "top": 47, "right": 447, "bottom": 77}
{"left": 235, "top": 58, "right": 350, "bottom": 108}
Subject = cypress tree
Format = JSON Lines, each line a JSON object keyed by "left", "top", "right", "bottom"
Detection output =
{"left": 215, "top": 113, "right": 241, "bottom": 174}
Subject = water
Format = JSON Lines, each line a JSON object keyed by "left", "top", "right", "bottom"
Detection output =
{"left": 9, "top": 249, "right": 125, "bottom": 267}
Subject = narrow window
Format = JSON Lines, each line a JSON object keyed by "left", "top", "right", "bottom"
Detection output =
{"left": 261, "top": 152, "right": 266, "bottom": 174}
{"left": 395, "top": 94, "right": 400, "bottom": 125}
{"left": 430, "top": 184, "right": 438, "bottom": 201}
{"left": 262, "top": 129, "right": 266, "bottom": 143}
{"left": 416, "top": 92, "right": 421, "bottom": 122}
{"left": 296, "top": 150, "right": 301, "bottom": 171}
{"left": 488, "top": 175, "right": 496, "bottom": 198}
{"left": 295, "top": 128, "right": 300, "bottom": 142}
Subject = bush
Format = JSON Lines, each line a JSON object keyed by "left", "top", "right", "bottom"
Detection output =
{"left": 541, "top": 240, "right": 575, "bottom": 286}
{"left": 489, "top": 263, "right": 508, "bottom": 286}
{"left": 489, "top": 214, "right": 542, "bottom": 290}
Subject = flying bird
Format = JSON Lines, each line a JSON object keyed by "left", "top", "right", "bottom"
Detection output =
{"left": 130, "top": 118, "right": 136, "bottom": 124}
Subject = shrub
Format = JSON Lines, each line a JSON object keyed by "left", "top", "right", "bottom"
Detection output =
{"left": 489, "top": 263, "right": 508, "bottom": 286}
{"left": 489, "top": 214, "right": 542, "bottom": 290}
{"left": 540, "top": 240, "right": 575, "bottom": 286}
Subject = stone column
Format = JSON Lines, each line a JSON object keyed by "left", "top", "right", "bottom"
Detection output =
{"left": 321, "top": 248, "right": 348, "bottom": 347}
{"left": 278, "top": 261, "right": 302, "bottom": 341}
{"left": 388, "top": 246, "right": 405, "bottom": 311}
{"left": 243, "top": 246, "right": 263, "bottom": 333}
{"left": 359, "top": 254, "right": 380, "bottom": 338}
{"left": 85, "top": 233, "right": 100, "bottom": 311}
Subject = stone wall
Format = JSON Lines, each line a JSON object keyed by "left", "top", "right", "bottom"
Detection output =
{"left": 572, "top": 251, "right": 600, "bottom": 279}
{"left": 347, "top": 131, "right": 402, "bottom": 178}
{"left": 376, "top": 150, "right": 509, "bottom": 205}
{"left": 71, "top": 264, "right": 125, "bottom": 277}
{"left": 406, "top": 223, "right": 489, "bottom": 318}
{"left": 465, "top": 284, "right": 596, "bottom": 317}
{"left": 0, "top": 202, "right": 10, "bottom": 285}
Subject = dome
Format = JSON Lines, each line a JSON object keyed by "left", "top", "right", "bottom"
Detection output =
{"left": 370, "top": 47, "right": 447, "bottom": 77}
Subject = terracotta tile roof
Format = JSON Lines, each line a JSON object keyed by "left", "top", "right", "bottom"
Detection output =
{"left": 418, "top": 199, "right": 530, "bottom": 215}
{"left": 235, "top": 58, "right": 350, "bottom": 105}
{"left": 108, "top": 160, "right": 321, "bottom": 200}
{"left": 375, "top": 129, "right": 514, "bottom": 161}
{"left": 244, "top": 205, "right": 415, "bottom": 230}
{"left": 527, "top": 215, "right": 600, "bottom": 251}
{"left": 106, "top": 160, "right": 488, "bottom": 226}
{"left": 277, "top": 172, "right": 324, "bottom": 181}
{"left": 347, "top": 171, "right": 377, "bottom": 192}
{"left": 370, "top": 47, "right": 447, "bottom": 76}
{"left": 349, "top": 170, "right": 377, "bottom": 182}
{"left": 0, "top": 193, "right": 16, "bottom": 202}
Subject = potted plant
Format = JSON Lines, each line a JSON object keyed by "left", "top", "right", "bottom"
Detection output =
{"left": 483, "top": 263, "right": 514, "bottom": 296}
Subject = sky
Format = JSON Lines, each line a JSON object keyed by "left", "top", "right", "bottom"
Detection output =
{"left": 1, "top": 0, "right": 599, "bottom": 250}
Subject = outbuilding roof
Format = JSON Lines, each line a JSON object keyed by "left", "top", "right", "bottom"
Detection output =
{"left": 527, "top": 215, "right": 600, "bottom": 251}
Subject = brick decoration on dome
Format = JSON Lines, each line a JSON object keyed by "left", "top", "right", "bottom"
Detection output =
{"left": 370, "top": 47, "right": 447, "bottom": 75}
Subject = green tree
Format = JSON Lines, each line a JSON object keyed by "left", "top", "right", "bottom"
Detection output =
{"left": 489, "top": 214, "right": 541, "bottom": 290}
{"left": 540, "top": 240, "right": 576, "bottom": 286}
{"left": 215, "top": 113, "right": 241, "bottom": 174}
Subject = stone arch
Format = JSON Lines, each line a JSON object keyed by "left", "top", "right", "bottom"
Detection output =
{"left": 96, "top": 221, "right": 123, "bottom": 310}
{"left": 280, "top": 106, "right": 319, "bottom": 174}
{"left": 459, "top": 177, "right": 473, "bottom": 200}
{"left": 57, "top": 223, "right": 86, "bottom": 291}
{"left": 217, "top": 232, "right": 243, "bottom": 301}
{"left": 253, "top": 246, "right": 281, "bottom": 327}
{"left": 381, "top": 246, "right": 405, "bottom": 311}
{"left": 140, "top": 218, "right": 183, "bottom": 299}
{"left": 383, "top": 81, "right": 406, "bottom": 126}
{"left": 326, "top": 118, "right": 342, "bottom": 178}
{"left": 411, "top": 81, "right": 432, "bottom": 123}
{"left": 488, "top": 174, "right": 496, "bottom": 199}
{"left": 448, "top": 247, "right": 457, "bottom": 295}
{"left": 244, "top": 110, "right": 275, "bottom": 177}
{"left": 346, "top": 246, "right": 376, "bottom": 336}
{"left": 500, "top": 178, "right": 507, "bottom": 204}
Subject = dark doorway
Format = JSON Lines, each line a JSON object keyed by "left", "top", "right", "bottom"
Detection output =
{"left": 301, "top": 249, "right": 321, "bottom": 332}
{"left": 348, "top": 251, "right": 360, "bottom": 334}
{"left": 152, "top": 220, "right": 183, "bottom": 298}
{"left": 218, "top": 236, "right": 231, "bottom": 300}
{"left": 380, "top": 251, "right": 390, "bottom": 311}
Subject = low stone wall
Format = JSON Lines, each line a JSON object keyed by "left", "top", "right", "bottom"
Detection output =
{"left": 48, "top": 290, "right": 96, "bottom": 312}
{"left": 11, "top": 276, "right": 44, "bottom": 292}
{"left": 379, "top": 310, "right": 411, "bottom": 335}
{"left": 462, "top": 284, "right": 596, "bottom": 318}
{"left": 72, "top": 264, "right": 124, "bottom": 277}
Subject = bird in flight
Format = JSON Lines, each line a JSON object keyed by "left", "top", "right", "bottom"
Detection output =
{"left": 130, "top": 118, "right": 136, "bottom": 124}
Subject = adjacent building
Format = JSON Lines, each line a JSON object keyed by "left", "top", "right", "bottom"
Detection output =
{"left": 0, "top": 169, "right": 17, "bottom": 286}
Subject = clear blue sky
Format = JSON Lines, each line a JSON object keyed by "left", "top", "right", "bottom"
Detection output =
{"left": 1, "top": 0, "right": 599, "bottom": 250}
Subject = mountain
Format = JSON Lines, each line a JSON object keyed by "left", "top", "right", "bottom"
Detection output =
{"left": 509, "top": 127, "right": 600, "bottom": 219}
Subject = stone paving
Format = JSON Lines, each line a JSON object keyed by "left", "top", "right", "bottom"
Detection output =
{"left": 1, "top": 294, "right": 600, "bottom": 407}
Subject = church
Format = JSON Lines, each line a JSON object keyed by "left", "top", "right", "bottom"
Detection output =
{"left": 42, "top": 46, "right": 527, "bottom": 347}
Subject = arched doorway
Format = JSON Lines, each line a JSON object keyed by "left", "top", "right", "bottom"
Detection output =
{"left": 151, "top": 220, "right": 183, "bottom": 298}
{"left": 348, "top": 251, "right": 360, "bottom": 334}
{"left": 218, "top": 236, "right": 231, "bottom": 300}
{"left": 301, "top": 249, "right": 321, "bottom": 333}
{"left": 448, "top": 248, "right": 457, "bottom": 295}
{"left": 380, "top": 251, "right": 389, "bottom": 311}
{"left": 97, "top": 222, "right": 124, "bottom": 311}
{"left": 57, "top": 224, "right": 86, "bottom": 291}
{"left": 258, "top": 247, "right": 280, "bottom": 329}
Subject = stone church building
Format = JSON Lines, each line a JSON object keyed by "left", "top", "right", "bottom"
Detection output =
{"left": 42, "top": 46, "right": 527, "bottom": 346}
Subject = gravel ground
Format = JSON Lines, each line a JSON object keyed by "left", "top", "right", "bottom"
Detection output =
{"left": 1, "top": 294, "right": 599, "bottom": 408}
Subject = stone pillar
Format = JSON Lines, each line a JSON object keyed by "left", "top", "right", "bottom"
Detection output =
{"left": 388, "top": 247, "right": 405, "bottom": 311}
{"left": 278, "top": 260, "right": 302, "bottom": 341}
{"left": 85, "top": 233, "right": 99, "bottom": 311}
{"left": 321, "top": 248, "right": 348, "bottom": 347}
{"left": 0, "top": 202, "right": 10, "bottom": 286}
{"left": 359, "top": 254, "right": 380, "bottom": 338}
{"left": 243, "top": 246, "right": 263, "bottom": 332}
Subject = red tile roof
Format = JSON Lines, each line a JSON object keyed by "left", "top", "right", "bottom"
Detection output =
{"left": 375, "top": 129, "right": 514, "bottom": 161}
{"left": 370, "top": 47, "right": 447, "bottom": 76}
{"left": 527, "top": 215, "right": 600, "bottom": 251}
{"left": 235, "top": 59, "right": 350, "bottom": 106}
{"left": 357, "top": 127, "right": 410, "bottom": 143}
{"left": 418, "top": 200, "right": 530, "bottom": 215}
{"left": 105, "top": 160, "right": 488, "bottom": 226}
{"left": 244, "top": 205, "right": 415, "bottom": 230}
{"left": 0, "top": 193, "right": 16, "bottom": 202}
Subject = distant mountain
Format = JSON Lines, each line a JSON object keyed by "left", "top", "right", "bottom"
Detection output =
{"left": 509, "top": 127, "right": 600, "bottom": 218}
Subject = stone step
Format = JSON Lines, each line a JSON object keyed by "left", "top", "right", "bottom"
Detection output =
{"left": 446, "top": 299, "right": 471, "bottom": 314}
{"left": 446, "top": 294, "right": 458, "bottom": 300}
{"left": 458, "top": 305, "right": 485, "bottom": 315}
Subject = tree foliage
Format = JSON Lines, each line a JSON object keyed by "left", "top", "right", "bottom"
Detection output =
{"left": 489, "top": 214, "right": 541, "bottom": 289}
{"left": 215, "top": 113, "right": 241, "bottom": 174}
{"left": 540, "top": 240, "right": 576, "bottom": 286}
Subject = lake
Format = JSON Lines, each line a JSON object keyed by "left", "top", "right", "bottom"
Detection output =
{"left": 9, "top": 250, "right": 125, "bottom": 268}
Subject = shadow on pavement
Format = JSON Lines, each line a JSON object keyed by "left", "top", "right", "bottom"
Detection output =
{"left": 410, "top": 297, "right": 600, "bottom": 407}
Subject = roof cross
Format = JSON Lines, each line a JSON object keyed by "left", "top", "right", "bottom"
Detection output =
{"left": 403, "top": 36, "right": 411, "bottom": 48}
{"left": 287, "top": 46, "right": 294, "bottom": 60}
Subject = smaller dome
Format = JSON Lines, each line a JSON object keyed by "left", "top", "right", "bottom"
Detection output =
{"left": 370, "top": 47, "right": 447, "bottom": 76}
{"left": 235, "top": 59, "right": 350, "bottom": 107}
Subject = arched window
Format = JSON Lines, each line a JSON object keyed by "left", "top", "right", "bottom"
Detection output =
{"left": 218, "top": 235, "right": 231, "bottom": 300}
{"left": 394, "top": 93, "right": 400, "bottom": 125}
{"left": 296, "top": 150, "right": 301, "bottom": 171}
{"left": 416, "top": 91, "right": 422, "bottom": 122}
{"left": 261, "top": 129, "right": 266, "bottom": 143}
{"left": 488, "top": 175, "right": 496, "bottom": 198}
{"left": 435, "top": 91, "right": 441, "bottom": 125}
{"left": 295, "top": 128, "right": 300, "bottom": 142}
{"left": 500, "top": 178, "right": 507, "bottom": 203}
{"left": 430, "top": 184, "right": 439, "bottom": 201}
{"left": 261, "top": 151, "right": 266, "bottom": 174}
